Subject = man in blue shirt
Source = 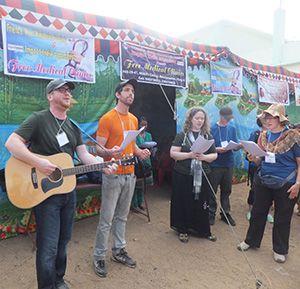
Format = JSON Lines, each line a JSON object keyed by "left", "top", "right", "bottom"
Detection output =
{"left": 208, "top": 106, "right": 242, "bottom": 226}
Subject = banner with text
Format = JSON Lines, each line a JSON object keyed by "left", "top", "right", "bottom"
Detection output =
{"left": 2, "top": 19, "right": 95, "bottom": 83}
{"left": 257, "top": 75, "right": 289, "bottom": 105}
{"left": 120, "top": 42, "right": 187, "bottom": 88}
{"left": 295, "top": 84, "right": 300, "bottom": 106}
{"left": 210, "top": 62, "right": 242, "bottom": 96}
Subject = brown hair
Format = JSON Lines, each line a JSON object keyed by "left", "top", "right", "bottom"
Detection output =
{"left": 183, "top": 106, "right": 210, "bottom": 135}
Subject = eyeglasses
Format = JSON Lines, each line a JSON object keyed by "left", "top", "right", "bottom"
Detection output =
{"left": 263, "top": 116, "right": 276, "bottom": 120}
{"left": 56, "top": 88, "right": 72, "bottom": 94}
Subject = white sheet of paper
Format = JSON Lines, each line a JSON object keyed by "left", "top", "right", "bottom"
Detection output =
{"left": 120, "top": 126, "right": 145, "bottom": 150}
{"left": 223, "top": 140, "right": 240, "bottom": 150}
{"left": 240, "top": 140, "right": 269, "bottom": 157}
{"left": 191, "top": 134, "right": 215, "bottom": 153}
{"left": 139, "top": 141, "right": 157, "bottom": 148}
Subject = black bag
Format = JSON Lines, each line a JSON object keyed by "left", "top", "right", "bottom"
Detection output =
{"left": 258, "top": 168, "right": 296, "bottom": 190}
{"left": 134, "top": 156, "right": 152, "bottom": 179}
{"left": 86, "top": 171, "right": 102, "bottom": 184}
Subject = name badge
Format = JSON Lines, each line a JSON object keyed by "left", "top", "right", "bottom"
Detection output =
{"left": 265, "top": 152, "right": 276, "bottom": 163}
{"left": 221, "top": 141, "right": 228, "bottom": 149}
{"left": 56, "top": 131, "right": 69, "bottom": 147}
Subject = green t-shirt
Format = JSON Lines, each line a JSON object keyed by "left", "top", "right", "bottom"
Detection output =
{"left": 172, "top": 131, "right": 216, "bottom": 175}
{"left": 15, "top": 109, "right": 84, "bottom": 158}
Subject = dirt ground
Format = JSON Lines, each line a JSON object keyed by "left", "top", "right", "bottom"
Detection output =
{"left": 1, "top": 181, "right": 300, "bottom": 289}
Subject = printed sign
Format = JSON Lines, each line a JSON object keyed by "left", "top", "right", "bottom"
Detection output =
{"left": 257, "top": 75, "right": 289, "bottom": 105}
{"left": 210, "top": 62, "right": 242, "bottom": 96}
{"left": 294, "top": 84, "right": 300, "bottom": 106}
{"left": 2, "top": 19, "right": 95, "bottom": 83}
{"left": 120, "top": 42, "right": 187, "bottom": 88}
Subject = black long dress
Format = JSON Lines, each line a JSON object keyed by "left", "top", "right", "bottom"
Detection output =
{"left": 170, "top": 131, "right": 216, "bottom": 237}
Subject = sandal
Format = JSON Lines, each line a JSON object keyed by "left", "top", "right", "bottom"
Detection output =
{"left": 179, "top": 233, "right": 188, "bottom": 243}
{"left": 207, "top": 233, "right": 217, "bottom": 242}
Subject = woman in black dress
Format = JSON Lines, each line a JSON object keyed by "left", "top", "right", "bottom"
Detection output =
{"left": 170, "top": 107, "right": 217, "bottom": 243}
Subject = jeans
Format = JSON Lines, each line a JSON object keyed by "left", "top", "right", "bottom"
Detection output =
{"left": 33, "top": 190, "right": 76, "bottom": 289}
{"left": 94, "top": 173, "right": 136, "bottom": 261}
{"left": 208, "top": 166, "right": 233, "bottom": 215}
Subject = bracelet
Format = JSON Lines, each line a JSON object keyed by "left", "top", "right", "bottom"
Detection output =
{"left": 296, "top": 182, "right": 300, "bottom": 185}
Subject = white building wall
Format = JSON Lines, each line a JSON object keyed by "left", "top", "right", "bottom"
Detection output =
{"left": 180, "top": 19, "right": 300, "bottom": 74}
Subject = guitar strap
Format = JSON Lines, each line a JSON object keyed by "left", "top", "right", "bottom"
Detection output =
{"left": 70, "top": 119, "right": 103, "bottom": 184}
{"left": 69, "top": 119, "right": 121, "bottom": 157}
{"left": 69, "top": 119, "right": 100, "bottom": 146}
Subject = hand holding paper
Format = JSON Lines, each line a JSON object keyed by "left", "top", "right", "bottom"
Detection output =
{"left": 120, "top": 126, "right": 145, "bottom": 150}
{"left": 240, "top": 140, "right": 269, "bottom": 157}
{"left": 191, "top": 134, "right": 214, "bottom": 153}
{"left": 222, "top": 140, "right": 240, "bottom": 150}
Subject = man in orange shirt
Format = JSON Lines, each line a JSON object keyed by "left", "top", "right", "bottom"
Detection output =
{"left": 93, "top": 79, "right": 150, "bottom": 278}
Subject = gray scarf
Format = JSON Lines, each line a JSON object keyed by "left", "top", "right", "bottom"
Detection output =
{"left": 188, "top": 132, "right": 202, "bottom": 200}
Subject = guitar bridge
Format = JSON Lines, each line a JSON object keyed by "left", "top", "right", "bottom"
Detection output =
{"left": 31, "top": 168, "right": 38, "bottom": 189}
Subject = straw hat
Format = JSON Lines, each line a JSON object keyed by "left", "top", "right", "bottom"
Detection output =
{"left": 257, "top": 103, "right": 289, "bottom": 123}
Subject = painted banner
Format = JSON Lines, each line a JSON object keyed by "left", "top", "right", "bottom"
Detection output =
{"left": 210, "top": 62, "right": 242, "bottom": 96}
{"left": 257, "top": 75, "right": 289, "bottom": 105}
{"left": 294, "top": 84, "right": 300, "bottom": 106}
{"left": 2, "top": 19, "right": 95, "bottom": 83}
{"left": 120, "top": 42, "right": 187, "bottom": 88}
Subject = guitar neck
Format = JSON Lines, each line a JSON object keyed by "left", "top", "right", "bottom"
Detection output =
{"left": 63, "top": 159, "right": 120, "bottom": 177}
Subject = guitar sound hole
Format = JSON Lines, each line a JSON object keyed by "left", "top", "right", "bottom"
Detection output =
{"left": 49, "top": 168, "right": 62, "bottom": 182}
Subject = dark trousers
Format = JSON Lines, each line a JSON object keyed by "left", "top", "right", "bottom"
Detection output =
{"left": 245, "top": 176, "right": 297, "bottom": 255}
{"left": 208, "top": 166, "right": 233, "bottom": 215}
{"left": 247, "top": 165, "right": 258, "bottom": 205}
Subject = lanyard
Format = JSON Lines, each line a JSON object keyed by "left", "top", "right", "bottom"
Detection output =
{"left": 49, "top": 109, "right": 67, "bottom": 135}
{"left": 115, "top": 108, "right": 131, "bottom": 132}
{"left": 218, "top": 124, "right": 228, "bottom": 143}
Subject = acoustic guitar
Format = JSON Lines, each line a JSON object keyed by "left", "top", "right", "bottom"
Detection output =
{"left": 5, "top": 152, "right": 134, "bottom": 209}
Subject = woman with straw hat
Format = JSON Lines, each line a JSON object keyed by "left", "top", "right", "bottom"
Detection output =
{"left": 237, "top": 103, "right": 300, "bottom": 263}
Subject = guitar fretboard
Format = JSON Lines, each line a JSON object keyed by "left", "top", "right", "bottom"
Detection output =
{"left": 62, "top": 156, "right": 134, "bottom": 177}
{"left": 63, "top": 161, "right": 113, "bottom": 176}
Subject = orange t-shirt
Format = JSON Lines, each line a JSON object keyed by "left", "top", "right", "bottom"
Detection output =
{"left": 97, "top": 109, "right": 138, "bottom": 174}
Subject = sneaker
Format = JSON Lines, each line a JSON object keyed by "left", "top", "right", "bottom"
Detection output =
{"left": 111, "top": 248, "right": 136, "bottom": 268}
{"left": 237, "top": 241, "right": 250, "bottom": 251}
{"left": 267, "top": 213, "right": 274, "bottom": 223}
{"left": 179, "top": 233, "right": 189, "bottom": 243}
{"left": 209, "top": 214, "right": 215, "bottom": 226}
{"left": 207, "top": 233, "right": 217, "bottom": 242}
{"left": 94, "top": 259, "right": 107, "bottom": 277}
{"left": 246, "top": 211, "right": 251, "bottom": 221}
{"left": 220, "top": 213, "right": 236, "bottom": 226}
{"left": 273, "top": 252, "right": 285, "bottom": 263}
